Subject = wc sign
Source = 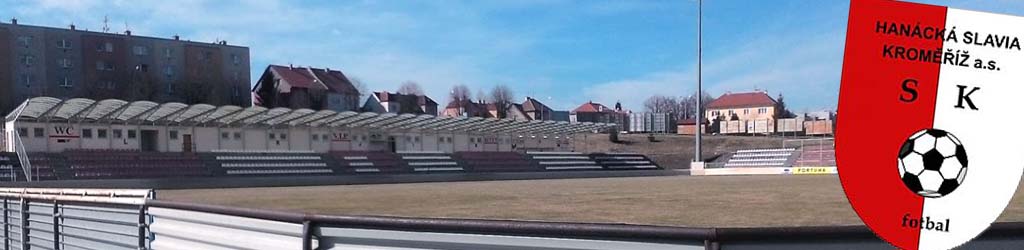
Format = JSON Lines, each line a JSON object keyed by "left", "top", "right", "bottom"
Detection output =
{"left": 49, "top": 125, "right": 79, "bottom": 143}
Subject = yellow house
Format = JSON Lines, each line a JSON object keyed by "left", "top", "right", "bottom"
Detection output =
{"left": 706, "top": 91, "right": 778, "bottom": 121}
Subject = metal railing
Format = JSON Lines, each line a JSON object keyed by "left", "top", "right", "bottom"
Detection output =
{"left": 12, "top": 132, "right": 30, "bottom": 182}
{"left": 0, "top": 188, "right": 1022, "bottom": 249}
{"left": 0, "top": 188, "right": 152, "bottom": 250}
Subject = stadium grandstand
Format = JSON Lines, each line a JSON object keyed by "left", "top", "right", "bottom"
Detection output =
{"left": 1, "top": 97, "right": 662, "bottom": 182}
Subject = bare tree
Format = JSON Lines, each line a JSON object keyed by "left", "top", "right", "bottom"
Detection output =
{"left": 676, "top": 90, "right": 715, "bottom": 120}
{"left": 643, "top": 95, "right": 677, "bottom": 114}
{"left": 475, "top": 88, "right": 488, "bottom": 103}
{"left": 349, "top": 76, "right": 369, "bottom": 99}
{"left": 449, "top": 84, "right": 471, "bottom": 104}
{"left": 490, "top": 84, "right": 515, "bottom": 118}
{"left": 396, "top": 81, "right": 424, "bottom": 95}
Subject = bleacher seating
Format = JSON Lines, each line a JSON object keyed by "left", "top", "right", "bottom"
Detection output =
{"left": 63, "top": 149, "right": 209, "bottom": 179}
{"left": 329, "top": 151, "right": 409, "bottom": 173}
{"left": 0, "top": 153, "right": 20, "bottom": 181}
{"left": 398, "top": 151, "right": 463, "bottom": 173}
{"left": 455, "top": 152, "right": 538, "bottom": 172}
{"left": 723, "top": 148, "right": 797, "bottom": 168}
{"left": 526, "top": 152, "right": 602, "bottom": 171}
{"left": 26, "top": 153, "right": 62, "bottom": 180}
{"left": 590, "top": 153, "right": 660, "bottom": 170}
{"left": 211, "top": 151, "right": 333, "bottom": 176}
{"left": 794, "top": 143, "right": 836, "bottom": 167}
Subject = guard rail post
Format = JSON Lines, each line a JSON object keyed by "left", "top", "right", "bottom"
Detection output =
{"left": 18, "top": 198, "right": 27, "bottom": 250}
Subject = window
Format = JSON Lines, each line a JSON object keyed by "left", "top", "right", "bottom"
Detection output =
{"left": 58, "top": 58, "right": 72, "bottom": 68}
{"left": 269, "top": 133, "right": 276, "bottom": 139}
{"left": 100, "top": 81, "right": 115, "bottom": 89}
{"left": 96, "top": 61, "right": 115, "bottom": 71}
{"left": 82, "top": 129, "right": 92, "bottom": 138}
{"left": 20, "top": 74, "right": 32, "bottom": 88}
{"left": 17, "top": 36, "right": 31, "bottom": 47}
{"left": 221, "top": 132, "right": 229, "bottom": 139}
{"left": 20, "top": 55, "right": 33, "bottom": 67}
{"left": 164, "top": 48, "right": 173, "bottom": 58}
{"left": 169, "top": 131, "right": 178, "bottom": 140}
{"left": 127, "top": 130, "right": 137, "bottom": 139}
{"left": 233, "top": 132, "right": 241, "bottom": 139}
{"left": 231, "top": 54, "right": 240, "bottom": 65}
{"left": 166, "top": 82, "right": 174, "bottom": 94}
{"left": 57, "top": 39, "right": 72, "bottom": 49}
{"left": 132, "top": 45, "right": 148, "bottom": 56}
{"left": 414, "top": 137, "right": 420, "bottom": 143}
{"left": 311, "top": 134, "right": 318, "bottom": 141}
{"left": 232, "top": 71, "right": 239, "bottom": 81}
{"left": 18, "top": 128, "right": 28, "bottom": 137}
{"left": 33, "top": 128, "right": 44, "bottom": 138}
{"left": 113, "top": 129, "right": 123, "bottom": 139}
{"left": 96, "top": 42, "right": 113, "bottom": 52}
{"left": 97, "top": 129, "right": 108, "bottom": 139}
{"left": 232, "top": 86, "right": 240, "bottom": 98}
{"left": 59, "top": 76, "right": 72, "bottom": 88}
{"left": 163, "top": 66, "right": 174, "bottom": 77}
{"left": 279, "top": 133, "right": 287, "bottom": 139}
{"left": 744, "top": 109, "right": 749, "bottom": 115}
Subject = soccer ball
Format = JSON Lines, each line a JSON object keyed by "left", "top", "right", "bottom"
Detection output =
{"left": 898, "top": 128, "right": 968, "bottom": 198}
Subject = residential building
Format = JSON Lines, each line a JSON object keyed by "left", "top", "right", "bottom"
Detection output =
{"left": 487, "top": 103, "right": 530, "bottom": 121}
{"left": 676, "top": 118, "right": 709, "bottom": 135}
{"left": 705, "top": 91, "right": 778, "bottom": 122}
{"left": 363, "top": 91, "right": 438, "bottom": 115}
{"left": 442, "top": 100, "right": 491, "bottom": 118}
{"left": 445, "top": 96, "right": 569, "bottom": 122}
{"left": 521, "top": 97, "right": 555, "bottom": 121}
{"left": 0, "top": 19, "right": 250, "bottom": 115}
{"left": 252, "top": 64, "right": 361, "bottom": 112}
{"left": 570, "top": 101, "right": 629, "bottom": 131}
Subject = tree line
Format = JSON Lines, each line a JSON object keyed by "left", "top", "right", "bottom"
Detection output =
{"left": 642, "top": 91, "right": 716, "bottom": 120}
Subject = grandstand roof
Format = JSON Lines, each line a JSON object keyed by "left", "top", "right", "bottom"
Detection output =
{"left": 5, "top": 97, "right": 612, "bottom": 135}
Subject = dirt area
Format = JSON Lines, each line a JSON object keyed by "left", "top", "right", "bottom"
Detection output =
{"left": 578, "top": 134, "right": 818, "bottom": 169}
{"left": 159, "top": 175, "right": 1024, "bottom": 228}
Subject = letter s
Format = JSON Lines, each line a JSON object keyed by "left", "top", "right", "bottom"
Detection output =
{"left": 900, "top": 78, "right": 919, "bottom": 103}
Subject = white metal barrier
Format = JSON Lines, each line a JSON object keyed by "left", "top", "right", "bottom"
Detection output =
{"left": 0, "top": 188, "right": 1021, "bottom": 250}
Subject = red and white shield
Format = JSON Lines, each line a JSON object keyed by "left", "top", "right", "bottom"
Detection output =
{"left": 838, "top": 0, "right": 1024, "bottom": 249}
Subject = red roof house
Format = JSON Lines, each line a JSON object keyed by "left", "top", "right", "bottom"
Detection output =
{"left": 252, "top": 64, "right": 361, "bottom": 112}
{"left": 705, "top": 91, "right": 778, "bottom": 121}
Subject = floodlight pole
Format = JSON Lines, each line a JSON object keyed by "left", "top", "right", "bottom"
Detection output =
{"left": 694, "top": 0, "right": 703, "bottom": 163}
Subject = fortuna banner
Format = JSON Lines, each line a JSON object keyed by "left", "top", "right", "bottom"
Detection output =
{"left": 838, "top": 0, "right": 1024, "bottom": 249}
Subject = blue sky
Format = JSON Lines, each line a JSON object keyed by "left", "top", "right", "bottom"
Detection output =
{"left": 4, "top": 0, "right": 1024, "bottom": 112}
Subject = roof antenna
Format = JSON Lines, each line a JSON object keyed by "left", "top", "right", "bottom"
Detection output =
{"left": 102, "top": 15, "right": 110, "bottom": 33}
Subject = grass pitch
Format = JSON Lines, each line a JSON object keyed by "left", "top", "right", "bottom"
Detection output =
{"left": 159, "top": 175, "right": 1024, "bottom": 228}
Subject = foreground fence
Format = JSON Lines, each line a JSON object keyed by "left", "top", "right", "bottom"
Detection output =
{"left": 1, "top": 188, "right": 1022, "bottom": 249}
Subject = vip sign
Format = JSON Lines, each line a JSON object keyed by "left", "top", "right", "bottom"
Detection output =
{"left": 838, "top": 0, "right": 1024, "bottom": 249}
